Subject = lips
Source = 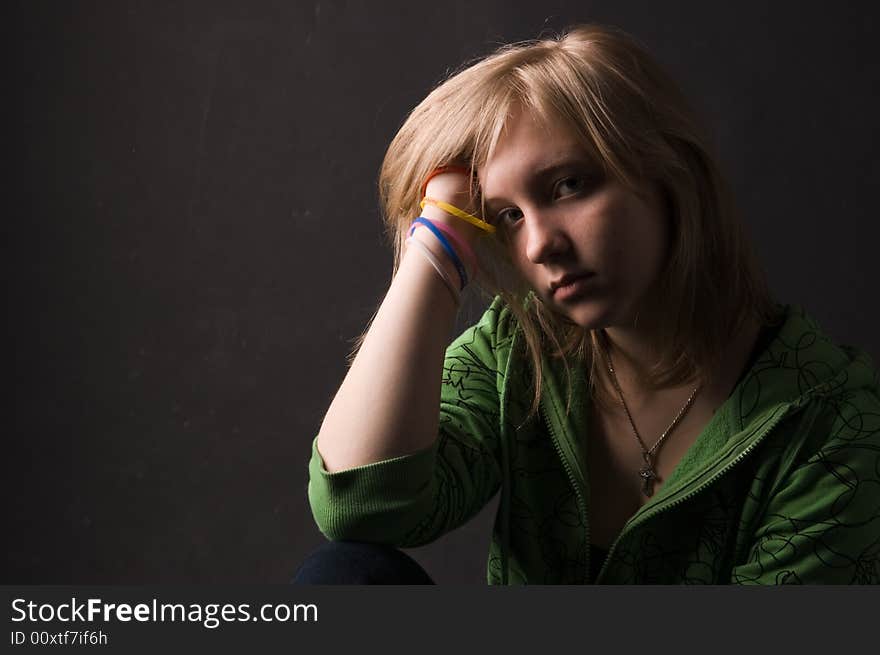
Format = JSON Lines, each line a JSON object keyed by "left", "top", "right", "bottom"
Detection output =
{"left": 549, "top": 272, "right": 594, "bottom": 296}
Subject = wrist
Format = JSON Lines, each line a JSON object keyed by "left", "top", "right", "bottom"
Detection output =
{"left": 410, "top": 227, "right": 464, "bottom": 286}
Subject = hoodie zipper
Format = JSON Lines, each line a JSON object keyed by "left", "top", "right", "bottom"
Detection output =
{"left": 541, "top": 404, "right": 592, "bottom": 584}
{"left": 594, "top": 405, "right": 800, "bottom": 583}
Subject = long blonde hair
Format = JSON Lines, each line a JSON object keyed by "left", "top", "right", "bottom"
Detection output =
{"left": 368, "top": 23, "right": 777, "bottom": 419}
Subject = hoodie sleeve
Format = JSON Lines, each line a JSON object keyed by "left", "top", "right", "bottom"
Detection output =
{"left": 730, "top": 390, "right": 880, "bottom": 584}
{"left": 306, "top": 297, "right": 512, "bottom": 547}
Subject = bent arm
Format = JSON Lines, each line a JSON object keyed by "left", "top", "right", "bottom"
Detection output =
{"left": 308, "top": 301, "right": 509, "bottom": 545}
{"left": 316, "top": 177, "right": 483, "bottom": 473}
{"left": 316, "top": 235, "right": 459, "bottom": 473}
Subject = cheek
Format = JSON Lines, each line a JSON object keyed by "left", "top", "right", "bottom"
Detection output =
{"left": 518, "top": 258, "right": 544, "bottom": 288}
{"left": 591, "top": 207, "right": 667, "bottom": 284}
{"left": 576, "top": 194, "right": 624, "bottom": 257}
{"left": 505, "top": 239, "right": 540, "bottom": 285}
{"left": 628, "top": 217, "right": 671, "bottom": 287}
{"left": 582, "top": 208, "right": 626, "bottom": 266}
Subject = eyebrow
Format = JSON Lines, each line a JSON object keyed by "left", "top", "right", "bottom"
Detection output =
{"left": 481, "top": 155, "right": 595, "bottom": 207}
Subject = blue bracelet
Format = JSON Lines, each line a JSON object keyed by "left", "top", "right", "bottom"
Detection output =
{"left": 408, "top": 216, "right": 468, "bottom": 289}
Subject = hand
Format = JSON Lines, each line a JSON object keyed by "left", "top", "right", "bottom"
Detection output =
{"left": 422, "top": 169, "right": 485, "bottom": 246}
{"left": 410, "top": 168, "right": 485, "bottom": 287}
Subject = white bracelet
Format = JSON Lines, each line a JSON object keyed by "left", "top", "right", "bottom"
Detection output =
{"left": 405, "top": 236, "right": 461, "bottom": 306}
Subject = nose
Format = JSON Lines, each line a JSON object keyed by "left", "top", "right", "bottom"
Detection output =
{"left": 523, "top": 209, "right": 569, "bottom": 264}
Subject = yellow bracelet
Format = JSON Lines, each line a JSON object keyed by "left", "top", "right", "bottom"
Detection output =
{"left": 420, "top": 197, "right": 496, "bottom": 234}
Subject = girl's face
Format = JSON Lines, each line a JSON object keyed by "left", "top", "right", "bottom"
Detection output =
{"left": 478, "top": 108, "right": 671, "bottom": 330}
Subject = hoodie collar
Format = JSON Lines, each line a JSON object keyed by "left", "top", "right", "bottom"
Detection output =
{"left": 537, "top": 303, "right": 877, "bottom": 507}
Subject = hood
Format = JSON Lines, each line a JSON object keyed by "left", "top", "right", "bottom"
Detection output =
{"left": 733, "top": 304, "right": 879, "bottom": 430}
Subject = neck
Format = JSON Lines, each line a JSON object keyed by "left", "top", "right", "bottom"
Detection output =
{"left": 598, "top": 291, "right": 671, "bottom": 386}
{"left": 601, "top": 325, "right": 663, "bottom": 377}
{"left": 599, "top": 324, "right": 674, "bottom": 404}
{"left": 597, "top": 314, "right": 763, "bottom": 413}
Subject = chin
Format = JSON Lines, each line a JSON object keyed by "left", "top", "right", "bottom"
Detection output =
{"left": 551, "top": 300, "right": 615, "bottom": 331}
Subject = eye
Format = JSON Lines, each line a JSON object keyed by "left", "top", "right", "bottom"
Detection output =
{"left": 495, "top": 207, "right": 524, "bottom": 226}
{"left": 554, "top": 176, "right": 586, "bottom": 198}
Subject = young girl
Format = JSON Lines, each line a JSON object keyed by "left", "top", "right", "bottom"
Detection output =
{"left": 297, "top": 24, "right": 880, "bottom": 584}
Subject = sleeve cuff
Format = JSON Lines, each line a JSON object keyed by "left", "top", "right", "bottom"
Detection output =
{"left": 306, "top": 435, "right": 438, "bottom": 541}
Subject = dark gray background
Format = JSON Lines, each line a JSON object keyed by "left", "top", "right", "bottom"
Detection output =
{"left": 8, "top": 0, "right": 879, "bottom": 583}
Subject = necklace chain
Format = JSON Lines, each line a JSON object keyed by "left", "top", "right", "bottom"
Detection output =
{"left": 597, "top": 331, "right": 701, "bottom": 497}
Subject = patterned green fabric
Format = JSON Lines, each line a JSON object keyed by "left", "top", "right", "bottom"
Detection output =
{"left": 307, "top": 297, "right": 880, "bottom": 584}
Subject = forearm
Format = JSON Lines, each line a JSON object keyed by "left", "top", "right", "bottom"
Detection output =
{"left": 315, "top": 231, "right": 461, "bottom": 473}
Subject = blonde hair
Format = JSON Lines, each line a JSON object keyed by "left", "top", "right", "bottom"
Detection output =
{"left": 366, "top": 23, "right": 778, "bottom": 419}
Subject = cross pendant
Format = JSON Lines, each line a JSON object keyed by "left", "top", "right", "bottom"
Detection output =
{"left": 639, "top": 456, "right": 657, "bottom": 497}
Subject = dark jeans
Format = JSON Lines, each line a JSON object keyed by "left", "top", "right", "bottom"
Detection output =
{"left": 292, "top": 540, "right": 436, "bottom": 585}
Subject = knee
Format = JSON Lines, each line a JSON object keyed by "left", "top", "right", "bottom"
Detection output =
{"left": 292, "top": 540, "right": 435, "bottom": 585}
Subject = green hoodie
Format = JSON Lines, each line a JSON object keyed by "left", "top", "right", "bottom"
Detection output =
{"left": 308, "top": 298, "right": 880, "bottom": 584}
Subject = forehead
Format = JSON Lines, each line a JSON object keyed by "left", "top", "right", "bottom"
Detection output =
{"left": 478, "top": 108, "right": 598, "bottom": 194}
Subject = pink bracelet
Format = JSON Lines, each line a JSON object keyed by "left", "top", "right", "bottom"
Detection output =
{"left": 408, "top": 217, "right": 480, "bottom": 279}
